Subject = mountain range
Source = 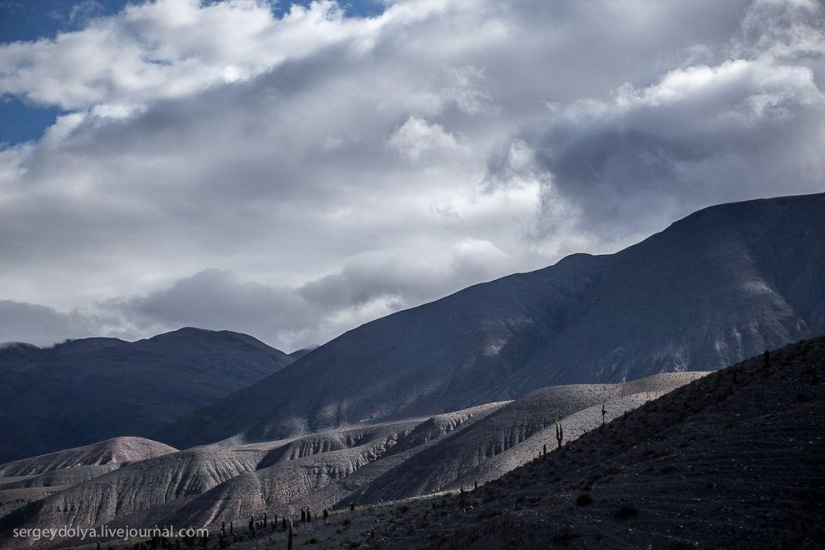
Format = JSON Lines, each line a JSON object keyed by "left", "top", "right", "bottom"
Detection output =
{"left": 0, "top": 192, "right": 823, "bottom": 549}
{"left": 157, "top": 192, "right": 825, "bottom": 449}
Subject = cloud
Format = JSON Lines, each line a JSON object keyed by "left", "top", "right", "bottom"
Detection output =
{"left": 387, "top": 116, "right": 461, "bottom": 160}
{"left": 0, "top": 300, "right": 103, "bottom": 346}
{"left": 734, "top": 0, "right": 825, "bottom": 61}
{"left": 517, "top": 57, "right": 825, "bottom": 238}
{"left": 0, "top": 0, "right": 822, "bottom": 349}
{"left": 101, "top": 243, "right": 516, "bottom": 351}
{"left": 68, "top": 1, "right": 105, "bottom": 28}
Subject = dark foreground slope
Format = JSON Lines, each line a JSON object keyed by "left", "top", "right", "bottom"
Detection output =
{"left": 0, "top": 328, "right": 293, "bottom": 462}
{"left": 160, "top": 193, "right": 825, "bottom": 449}
{"left": 363, "top": 336, "right": 825, "bottom": 550}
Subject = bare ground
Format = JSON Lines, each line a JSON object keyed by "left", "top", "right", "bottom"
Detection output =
{"left": 157, "top": 336, "right": 825, "bottom": 550}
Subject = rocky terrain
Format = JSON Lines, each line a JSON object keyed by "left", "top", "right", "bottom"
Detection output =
{"left": 0, "top": 437, "right": 177, "bottom": 478}
{"left": 159, "top": 193, "right": 825, "bottom": 450}
{"left": 0, "top": 373, "right": 703, "bottom": 548}
{"left": 0, "top": 438, "right": 177, "bottom": 520}
{"left": 0, "top": 328, "right": 293, "bottom": 462}
{"left": 372, "top": 336, "right": 825, "bottom": 550}
{"left": 85, "top": 335, "right": 821, "bottom": 550}
{"left": 350, "top": 373, "right": 706, "bottom": 505}
{"left": 1, "top": 194, "right": 823, "bottom": 549}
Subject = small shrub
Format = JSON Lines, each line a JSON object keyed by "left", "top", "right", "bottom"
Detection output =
{"left": 342, "top": 518, "right": 352, "bottom": 526}
{"left": 575, "top": 493, "right": 593, "bottom": 507}
{"left": 305, "top": 537, "right": 319, "bottom": 544}
{"left": 581, "top": 473, "right": 602, "bottom": 491}
{"left": 614, "top": 504, "right": 639, "bottom": 519}
{"left": 552, "top": 525, "right": 580, "bottom": 542}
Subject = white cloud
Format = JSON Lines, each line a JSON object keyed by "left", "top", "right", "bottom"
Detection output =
{"left": 387, "top": 116, "right": 461, "bottom": 160}
{"left": 0, "top": 0, "right": 822, "bottom": 349}
{"left": 517, "top": 53, "right": 825, "bottom": 239}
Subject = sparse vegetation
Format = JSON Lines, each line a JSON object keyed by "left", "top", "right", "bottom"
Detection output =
{"left": 553, "top": 524, "right": 580, "bottom": 542}
{"left": 7, "top": 338, "right": 825, "bottom": 550}
{"left": 614, "top": 504, "right": 639, "bottom": 519}
{"left": 575, "top": 492, "right": 593, "bottom": 506}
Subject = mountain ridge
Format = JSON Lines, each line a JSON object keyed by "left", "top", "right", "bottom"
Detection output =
{"left": 157, "top": 192, "right": 825, "bottom": 450}
{"left": 0, "top": 327, "right": 294, "bottom": 463}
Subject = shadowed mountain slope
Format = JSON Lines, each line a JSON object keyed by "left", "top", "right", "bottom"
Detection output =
{"left": 159, "top": 193, "right": 825, "bottom": 449}
{"left": 363, "top": 336, "right": 825, "bottom": 550}
{"left": 0, "top": 328, "right": 293, "bottom": 463}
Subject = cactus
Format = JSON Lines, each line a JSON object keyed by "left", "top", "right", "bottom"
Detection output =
{"left": 287, "top": 519, "right": 294, "bottom": 550}
{"left": 764, "top": 349, "right": 771, "bottom": 369}
{"left": 601, "top": 403, "right": 606, "bottom": 425}
{"left": 555, "top": 422, "right": 564, "bottom": 449}
{"left": 323, "top": 508, "right": 329, "bottom": 521}
{"left": 350, "top": 501, "right": 356, "bottom": 512}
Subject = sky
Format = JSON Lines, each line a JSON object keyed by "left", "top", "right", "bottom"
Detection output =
{"left": 0, "top": 0, "right": 823, "bottom": 351}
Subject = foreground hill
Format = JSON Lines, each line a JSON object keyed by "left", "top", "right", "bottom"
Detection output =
{"left": 358, "top": 336, "right": 825, "bottom": 550}
{"left": 0, "top": 438, "right": 177, "bottom": 518}
{"left": 160, "top": 192, "right": 825, "bottom": 449}
{"left": 0, "top": 328, "right": 293, "bottom": 463}
{"left": 48, "top": 337, "right": 823, "bottom": 550}
{"left": 351, "top": 373, "right": 706, "bottom": 505}
{"left": 0, "top": 437, "right": 177, "bottom": 477}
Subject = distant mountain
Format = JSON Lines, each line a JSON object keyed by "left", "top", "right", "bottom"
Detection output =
{"left": 288, "top": 345, "right": 319, "bottom": 361}
{"left": 0, "top": 328, "right": 293, "bottom": 463}
{"left": 159, "top": 193, "right": 825, "bottom": 449}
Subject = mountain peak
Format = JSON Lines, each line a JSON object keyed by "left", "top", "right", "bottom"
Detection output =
{"left": 157, "top": 193, "right": 825, "bottom": 449}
